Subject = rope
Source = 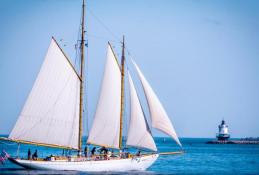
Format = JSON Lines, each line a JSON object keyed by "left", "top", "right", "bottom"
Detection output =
{"left": 87, "top": 5, "right": 138, "bottom": 70}
{"left": 86, "top": 7, "right": 121, "bottom": 43}
{"left": 87, "top": 34, "right": 118, "bottom": 43}
{"left": 84, "top": 5, "right": 154, "bottom": 148}
{"left": 74, "top": 6, "right": 83, "bottom": 69}
{"left": 123, "top": 63, "right": 130, "bottom": 148}
{"left": 85, "top": 37, "right": 89, "bottom": 136}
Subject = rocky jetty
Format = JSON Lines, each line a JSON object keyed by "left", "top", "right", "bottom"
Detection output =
{"left": 207, "top": 138, "right": 259, "bottom": 144}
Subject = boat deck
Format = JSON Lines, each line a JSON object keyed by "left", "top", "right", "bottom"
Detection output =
{"left": 17, "top": 153, "right": 154, "bottom": 162}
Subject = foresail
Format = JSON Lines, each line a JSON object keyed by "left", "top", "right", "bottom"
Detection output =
{"left": 132, "top": 60, "right": 182, "bottom": 146}
{"left": 9, "top": 38, "right": 80, "bottom": 149}
{"left": 127, "top": 72, "right": 157, "bottom": 151}
{"left": 87, "top": 44, "right": 121, "bottom": 149}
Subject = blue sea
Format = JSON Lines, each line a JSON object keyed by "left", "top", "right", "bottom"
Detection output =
{"left": 0, "top": 137, "right": 259, "bottom": 174}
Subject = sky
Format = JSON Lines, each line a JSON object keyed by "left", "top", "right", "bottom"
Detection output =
{"left": 0, "top": 0, "right": 259, "bottom": 138}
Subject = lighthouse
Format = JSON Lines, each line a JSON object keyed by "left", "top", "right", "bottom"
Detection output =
{"left": 216, "top": 120, "right": 230, "bottom": 141}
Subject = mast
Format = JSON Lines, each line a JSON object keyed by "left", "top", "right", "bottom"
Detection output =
{"left": 119, "top": 36, "right": 125, "bottom": 149}
{"left": 79, "top": 0, "right": 85, "bottom": 152}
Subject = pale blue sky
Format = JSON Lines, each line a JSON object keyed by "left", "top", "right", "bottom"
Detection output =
{"left": 0, "top": 0, "right": 259, "bottom": 138}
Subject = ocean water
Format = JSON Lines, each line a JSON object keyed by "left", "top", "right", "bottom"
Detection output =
{"left": 0, "top": 137, "right": 259, "bottom": 174}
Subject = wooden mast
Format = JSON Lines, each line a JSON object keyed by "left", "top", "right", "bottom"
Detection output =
{"left": 119, "top": 36, "right": 125, "bottom": 149}
{"left": 79, "top": 0, "right": 85, "bottom": 152}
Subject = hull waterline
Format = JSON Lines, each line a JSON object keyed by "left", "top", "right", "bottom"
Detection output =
{"left": 8, "top": 154, "right": 159, "bottom": 172}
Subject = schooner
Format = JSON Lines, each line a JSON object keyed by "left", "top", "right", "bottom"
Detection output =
{"left": 0, "top": 0, "right": 182, "bottom": 172}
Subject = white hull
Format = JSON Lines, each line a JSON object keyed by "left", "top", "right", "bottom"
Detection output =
{"left": 9, "top": 154, "right": 159, "bottom": 172}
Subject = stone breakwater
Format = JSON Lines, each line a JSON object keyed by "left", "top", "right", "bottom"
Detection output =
{"left": 206, "top": 140, "right": 259, "bottom": 144}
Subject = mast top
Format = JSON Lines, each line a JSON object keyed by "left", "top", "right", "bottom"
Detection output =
{"left": 121, "top": 36, "right": 125, "bottom": 62}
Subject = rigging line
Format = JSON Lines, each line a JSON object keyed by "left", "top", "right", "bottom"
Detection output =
{"left": 123, "top": 62, "right": 130, "bottom": 144}
{"left": 87, "top": 4, "right": 140, "bottom": 74}
{"left": 87, "top": 34, "right": 118, "bottom": 43}
{"left": 124, "top": 53, "right": 132, "bottom": 74}
{"left": 74, "top": 6, "right": 84, "bottom": 72}
{"left": 86, "top": 6, "right": 121, "bottom": 43}
{"left": 123, "top": 43, "right": 143, "bottom": 69}
{"left": 85, "top": 37, "right": 89, "bottom": 136}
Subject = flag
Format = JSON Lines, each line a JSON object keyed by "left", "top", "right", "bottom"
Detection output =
{"left": 0, "top": 150, "right": 9, "bottom": 165}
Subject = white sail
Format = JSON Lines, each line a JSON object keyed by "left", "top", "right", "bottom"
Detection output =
{"left": 87, "top": 44, "right": 121, "bottom": 149}
{"left": 127, "top": 72, "right": 157, "bottom": 151}
{"left": 9, "top": 38, "right": 81, "bottom": 149}
{"left": 132, "top": 60, "right": 182, "bottom": 146}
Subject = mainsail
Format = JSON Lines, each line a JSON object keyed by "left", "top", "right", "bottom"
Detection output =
{"left": 87, "top": 43, "right": 121, "bottom": 149}
{"left": 9, "top": 38, "right": 81, "bottom": 149}
{"left": 132, "top": 60, "right": 182, "bottom": 146}
{"left": 0, "top": 1, "right": 182, "bottom": 171}
{"left": 126, "top": 72, "right": 157, "bottom": 151}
